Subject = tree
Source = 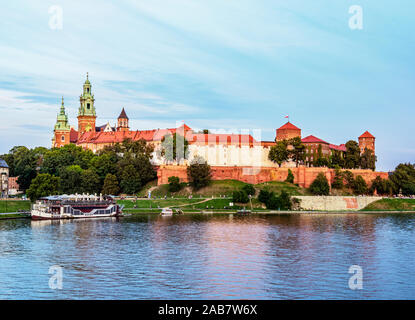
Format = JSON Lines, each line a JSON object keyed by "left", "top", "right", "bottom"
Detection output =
{"left": 309, "top": 173, "right": 330, "bottom": 195}
{"left": 187, "top": 156, "right": 211, "bottom": 190}
{"left": 288, "top": 137, "right": 306, "bottom": 167}
{"left": 332, "top": 168, "right": 344, "bottom": 189}
{"left": 344, "top": 140, "right": 360, "bottom": 169}
{"left": 258, "top": 189, "right": 274, "bottom": 204}
{"left": 343, "top": 170, "right": 355, "bottom": 189}
{"left": 285, "top": 169, "right": 294, "bottom": 183}
{"left": 59, "top": 165, "right": 83, "bottom": 194}
{"left": 118, "top": 164, "right": 142, "bottom": 194}
{"left": 265, "top": 195, "right": 282, "bottom": 210}
{"left": 160, "top": 133, "right": 189, "bottom": 164}
{"left": 360, "top": 148, "right": 376, "bottom": 170}
{"left": 330, "top": 150, "right": 345, "bottom": 168}
{"left": 268, "top": 140, "right": 289, "bottom": 167}
{"left": 232, "top": 190, "right": 249, "bottom": 203}
{"left": 370, "top": 176, "right": 394, "bottom": 196}
{"left": 389, "top": 163, "right": 415, "bottom": 195}
{"left": 242, "top": 184, "right": 255, "bottom": 196}
{"left": 27, "top": 173, "right": 60, "bottom": 202}
{"left": 353, "top": 175, "right": 368, "bottom": 195}
{"left": 89, "top": 153, "right": 117, "bottom": 183}
{"left": 81, "top": 169, "right": 101, "bottom": 194}
{"left": 279, "top": 190, "right": 292, "bottom": 210}
{"left": 102, "top": 173, "right": 120, "bottom": 195}
{"left": 168, "top": 176, "right": 182, "bottom": 192}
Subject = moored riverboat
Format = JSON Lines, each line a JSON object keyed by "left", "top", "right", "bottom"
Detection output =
{"left": 31, "top": 194, "right": 123, "bottom": 220}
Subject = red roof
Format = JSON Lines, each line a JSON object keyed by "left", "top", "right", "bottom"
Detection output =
{"left": 359, "top": 131, "right": 375, "bottom": 139}
{"left": 301, "top": 135, "right": 329, "bottom": 144}
{"left": 118, "top": 108, "right": 129, "bottom": 120}
{"left": 329, "top": 143, "right": 347, "bottom": 152}
{"left": 277, "top": 122, "right": 301, "bottom": 131}
{"left": 70, "top": 128, "right": 78, "bottom": 143}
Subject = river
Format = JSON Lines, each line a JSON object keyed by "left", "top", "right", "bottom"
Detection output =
{"left": 0, "top": 213, "right": 414, "bottom": 299}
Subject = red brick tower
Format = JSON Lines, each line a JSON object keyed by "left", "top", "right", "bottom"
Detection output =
{"left": 358, "top": 131, "right": 375, "bottom": 154}
{"left": 276, "top": 122, "right": 301, "bottom": 141}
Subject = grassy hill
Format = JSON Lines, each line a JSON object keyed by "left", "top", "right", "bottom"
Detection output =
{"left": 361, "top": 198, "right": 415, "bottom": 211}
{"left": 0, "top": 200, "right": 31, "bottom": 213}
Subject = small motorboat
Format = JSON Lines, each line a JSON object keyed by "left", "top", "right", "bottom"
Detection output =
{"left": 160, "top": 207, "right": 173, "bottom": 217}
{"left": 236, "top": 207, "right": 252, "bottom": 215}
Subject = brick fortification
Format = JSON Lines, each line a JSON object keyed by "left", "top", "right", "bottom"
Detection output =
{"left": 157, "top": 165, "right": 388, "bottom": 188}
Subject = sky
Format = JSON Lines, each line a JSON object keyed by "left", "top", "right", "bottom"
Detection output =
{"left": 0, "top": 0, "right": 414, "bottom": 171}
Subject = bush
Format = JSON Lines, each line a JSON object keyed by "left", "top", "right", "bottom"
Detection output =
{"left": 309, "top": 173, "right": 330, "bottom": 195}
{"left": 285, "top": 169, "right": 294, "bottom": 183}
{"left": 232, "top": 190, "right": 249, "bottom": 203}
{"left": 187, "top": 156, "right": 211, "bottom": 190}
{"left": 266, "top": 195, "right": 282, "bottom": 210}
{"left": 265, "top": 191, "right": 292, "bottom": 210}
{"left": 242, "top": 184, "right": 255, "bottom": 196}
{"left": 352, "top": 175, "right": 368, "bottom": 195}
{"left": 370, "top": 176, "right": 394, "bottom": 196}
{"left": 168, "top": 176, "right": 181, "bottom": 192}
{"left": 332, "top": 169, "right": 344, "bottom": 189}
{"left": 258, "top": 189, "right": 274, "bottom": 204}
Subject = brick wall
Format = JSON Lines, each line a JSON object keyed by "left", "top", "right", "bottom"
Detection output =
{"left": 157, "top": 165, "right": 389, "bottom": 188}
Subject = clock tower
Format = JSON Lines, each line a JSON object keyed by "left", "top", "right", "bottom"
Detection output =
{"left": 77, "top": 73, "right": 96, "bottom": 138}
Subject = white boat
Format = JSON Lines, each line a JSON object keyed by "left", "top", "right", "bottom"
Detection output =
{"left": 160, "top": 207, "right": 173, "bottom": 217}
{"left": 31, "top": 194, "right": 123, "bottom": 220}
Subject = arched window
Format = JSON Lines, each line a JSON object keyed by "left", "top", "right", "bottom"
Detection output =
{"left": 61, "top": 135, "right": 65, "bottom": 142}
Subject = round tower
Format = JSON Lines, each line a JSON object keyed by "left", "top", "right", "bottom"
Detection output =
{"left": 77, "top": 72, "right": 96, "bottom": 138}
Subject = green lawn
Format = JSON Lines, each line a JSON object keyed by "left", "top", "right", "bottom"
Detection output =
{"left": 118, "top": 198, "right": 204, "bottom": 209}
{"left": 255, "top": 181, "right": 309, "bottom": 196}
{"left": 0, "top": 200, "right": 31, "bottom": 213}
{"left": 361, "top": 198, "right": 415, "bottom": 211}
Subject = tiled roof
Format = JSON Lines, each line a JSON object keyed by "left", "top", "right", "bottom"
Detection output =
{"left": 0, "top": 159, "right": 9, "bottom": 168}
{"left": 301, "top": 135, "right": 329, "bottom": 144}
{"left": 70, "top": 128, "right": 78, "bottom": 143}
{"left": 277, "top": 122, "right": 301, "bottom": 131}
{"left": 329, "top": 143, "right": 347, "bottom": 152}
{"left": 359, "top": 131, "right": 375, "bottom": 138}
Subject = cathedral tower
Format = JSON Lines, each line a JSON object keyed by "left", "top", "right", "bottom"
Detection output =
{"left": 77, "top": 73, "right": 96, "bottom": 138}
{"left": 117, "top": 108, "right": 129, "bottom": 132}
{"left": 52, "top": 97, "right": 71, "bottom": 148}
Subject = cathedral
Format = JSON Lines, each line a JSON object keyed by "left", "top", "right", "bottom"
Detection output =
{"left": 52, "top": 74, "right": 376, "bottom": 169}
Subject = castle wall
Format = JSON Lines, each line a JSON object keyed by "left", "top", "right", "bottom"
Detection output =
{"left": 295, "top": 196, "right": 382, "bottom": 211}
{"left": 157, "top": 165, "right": 389, "bottom": 188}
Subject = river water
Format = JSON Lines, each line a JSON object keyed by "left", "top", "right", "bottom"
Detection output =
{"left": 0, "top": 213, "right": 414, "bottom": 299}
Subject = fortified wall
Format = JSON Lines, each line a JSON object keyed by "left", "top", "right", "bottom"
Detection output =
{"left": 157, "top": 165, "right": 389, "bottom": 188}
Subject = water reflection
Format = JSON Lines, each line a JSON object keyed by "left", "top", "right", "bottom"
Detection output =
{"left": 0, "top": 213, "right": 414, "bottom": 299}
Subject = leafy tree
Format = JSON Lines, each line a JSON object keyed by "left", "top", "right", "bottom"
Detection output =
{"left": 27, "top": 173, "right": 60, "bottom": 202}
{"left": 330, "top": 150, "right": 345, "bottom": 168}
{"left": 288, "top": 137, "right": 306, "bottom": 167}
{"left": 160, "top": 133, "right": 189, "bottom": 163}
{"left": 232, "top": 190, "right": 249, "bottom": 203}
{"left": 187, "top": 156, "right": 211, "bottom": 190}
{"left": 285, "top": 169, "right": 294, "bottom": 183}
{"left": 242, "top": 184, "right": 255, "bottom": 196}
{"left": 279, "top": 190, "right": 292, "bottom": 210}
{"left": 118, "top": 164, "right": 142, "bottom": 194}
{"left": 102, "top": 173, "right": 120, "bottom": 195}
{"left": 353, "top": 175, "right": 368, "bottom": 195}
{"left": 343, "top": 170, "right": 355, "bottom": 189}
{"left": 389, "top": 163, "right": 415, "bottom": 195}
{"left": 309, "top": 173, "right": 330, "bottom": 195}
{"left": 81, "top": 169, "right": 101, "bottom": 194}
{"left": 370, "top": 176, "right": 394, "bottom": 196}
{"left": 360, "top": 148, "right": 376, "bottom": 170}
{"left": 59, "top": 165, "right": 83, "bottom": 194}
{"left": 332, "top": 168, "right": 344, "bottom": 189}
{"left": 89, "top": 153, "right": 117, "bottom": 183}
{"left": 266, "top": 195, "right": 282, "bottom": 210}
{"left": 268, "top": 140, "right": 289, "bottom": 167}
{"left": 344, "top": 140, "right": 361, "bottom": 169}
{"left": 168, "top": 176, "right": 182, "bottom": 192}
{"left": 258, "top": 189, "right": 274, "bottom": 204}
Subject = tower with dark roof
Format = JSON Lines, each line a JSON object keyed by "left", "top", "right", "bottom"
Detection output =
{"left": 117, "top": 108, "right": 129, "bottom": 132}
{"left": 358, "top": 131, "right": 375, "bottom": 154}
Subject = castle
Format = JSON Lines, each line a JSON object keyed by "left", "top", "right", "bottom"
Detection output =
{"left": 53, "top": 74, "right": 384, "bottom": 187}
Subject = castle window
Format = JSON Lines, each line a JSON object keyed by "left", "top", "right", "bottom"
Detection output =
{"left": 61, "top": 135, "right": 65, "bottom": 142}
{"left": 87, "top": 88, "right": 89, "bottom": 93}
{"left": 87, "top": 103, "right": 90, "bottom": 109}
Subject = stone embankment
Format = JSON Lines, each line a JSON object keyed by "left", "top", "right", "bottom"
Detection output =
{"left": 295, "top": 196, "right": 381, "bottom": 211}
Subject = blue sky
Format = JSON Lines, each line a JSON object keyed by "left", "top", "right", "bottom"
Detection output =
{"left": 0, "top": 0, "right": 414, "bottom": 171}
